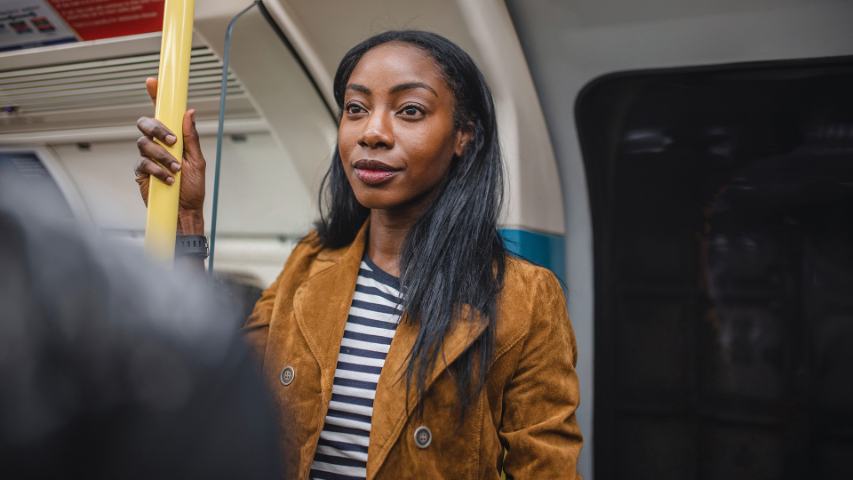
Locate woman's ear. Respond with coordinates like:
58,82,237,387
454,123,474,157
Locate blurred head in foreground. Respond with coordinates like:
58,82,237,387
0,179,281,479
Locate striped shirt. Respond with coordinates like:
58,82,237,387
309,256,402,480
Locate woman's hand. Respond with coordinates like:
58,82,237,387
134,77,206,234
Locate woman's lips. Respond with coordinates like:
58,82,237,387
354,168,398,185
352,159,400,186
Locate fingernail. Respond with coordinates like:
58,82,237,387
165,134,177,144
171,163,181,172
190,110,196,123
166,176,175,185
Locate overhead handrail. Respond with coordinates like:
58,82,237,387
208,1,260,273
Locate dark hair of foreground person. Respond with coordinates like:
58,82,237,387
0,181,282,479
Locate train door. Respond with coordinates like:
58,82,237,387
578,57,853,480
507,1,853,478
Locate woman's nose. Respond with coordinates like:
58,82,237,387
358,111,394,150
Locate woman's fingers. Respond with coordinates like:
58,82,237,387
145,77,158,105
136,135,181,174
135,115,181,173
136,116,177,146
135,157,175,185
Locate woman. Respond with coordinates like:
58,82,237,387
135,30,582,479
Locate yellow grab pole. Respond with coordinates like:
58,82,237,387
144,0,195,262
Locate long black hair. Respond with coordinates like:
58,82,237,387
315,30,506,415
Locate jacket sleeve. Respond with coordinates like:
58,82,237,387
242,266,285,363
500,270,583,479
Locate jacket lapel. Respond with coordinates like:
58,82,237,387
367,306,488,479
293,224,368,418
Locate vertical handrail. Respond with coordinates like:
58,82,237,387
145,0,195,262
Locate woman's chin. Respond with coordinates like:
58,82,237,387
352,191,400,211
350,182,441,217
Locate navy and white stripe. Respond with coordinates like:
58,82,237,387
310,256,402,480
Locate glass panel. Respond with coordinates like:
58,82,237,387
616,415,694,480
211,6,335,241
700,424,784,480
202,5,336,313
578,58,853,479
616,299,689,392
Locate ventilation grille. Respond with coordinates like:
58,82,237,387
8,152,51,179
0,46,244,117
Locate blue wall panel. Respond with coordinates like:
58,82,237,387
499,228,566,284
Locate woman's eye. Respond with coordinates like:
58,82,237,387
345,103,365,115
399,105,424,118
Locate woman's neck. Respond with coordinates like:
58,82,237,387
366,181,445,276
366,207,420,277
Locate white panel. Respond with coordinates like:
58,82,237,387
194,7,337,203
457,0,565,234
49,140,146,231
49,132,315,236
213,132,316,236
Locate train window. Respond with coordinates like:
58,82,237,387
0,150,73,217
577,57,853,480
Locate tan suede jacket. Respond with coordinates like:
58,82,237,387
243,224,583,479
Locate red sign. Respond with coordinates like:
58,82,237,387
46,0,164,41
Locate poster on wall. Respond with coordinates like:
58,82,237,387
0,0,77,52
0,0,164,53
46,0,165,41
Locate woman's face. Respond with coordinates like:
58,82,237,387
338,42,469,214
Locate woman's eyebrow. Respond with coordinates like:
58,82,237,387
390,82,438,97
345,82,438,97
347,83,371,95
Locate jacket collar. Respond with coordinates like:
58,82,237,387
292,221,488,479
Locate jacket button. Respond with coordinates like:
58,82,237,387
414,426,432,449
280,365,295,386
